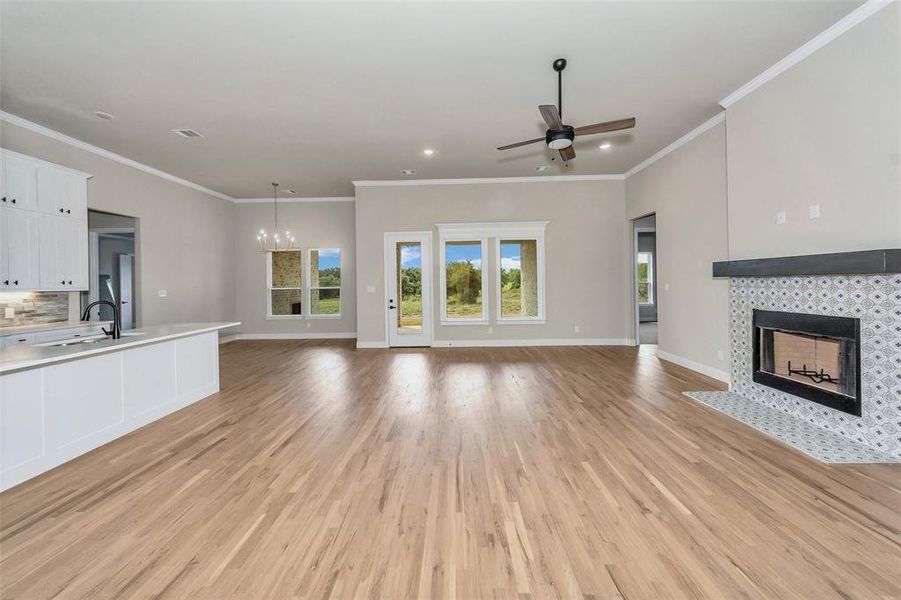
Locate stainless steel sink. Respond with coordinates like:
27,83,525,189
37,331,145,347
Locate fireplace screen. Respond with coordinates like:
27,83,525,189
753,310,861,416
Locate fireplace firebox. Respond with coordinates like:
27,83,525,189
752,309,861,416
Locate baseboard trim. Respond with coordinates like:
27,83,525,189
356,341,389,349
657,350,731,384
218,334,239,344
431,338,632,348
229,332,357,341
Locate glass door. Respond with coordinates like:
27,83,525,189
385,232,432,347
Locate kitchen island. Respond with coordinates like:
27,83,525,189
0,322,239,491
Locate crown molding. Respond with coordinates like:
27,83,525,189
353,173,625,187
719,0,893,108
624,112,725,179
0,110,235,202
234,196,355,204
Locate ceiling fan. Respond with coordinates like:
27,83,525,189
497,58,636,163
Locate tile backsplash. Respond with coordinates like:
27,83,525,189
0,292,71,329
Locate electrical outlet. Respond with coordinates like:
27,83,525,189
664,283,670,291
306,322,311,329
574,325,580,333
808,204,821,219
717,350,725,361
775,211,786,225
158,290,168,298
367,285,376,293
4,307,14,319
488,326,494,334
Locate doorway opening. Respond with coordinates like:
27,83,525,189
632,214,657,346
81,210,138,329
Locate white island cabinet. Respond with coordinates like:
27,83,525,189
0,322,238,491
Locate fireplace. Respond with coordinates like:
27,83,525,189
752,309,861,416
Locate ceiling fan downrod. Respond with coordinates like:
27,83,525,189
553,58,567,120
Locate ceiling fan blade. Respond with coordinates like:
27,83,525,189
497,137,545,151
558,146,575,162
539,105,563,130
573,117,636,136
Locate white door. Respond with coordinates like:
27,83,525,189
385,232,432,347
118,254,134,329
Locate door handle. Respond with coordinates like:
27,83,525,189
388,299,397,310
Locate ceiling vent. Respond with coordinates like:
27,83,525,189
172,128,203,138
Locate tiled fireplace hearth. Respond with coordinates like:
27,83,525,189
687,251,901,463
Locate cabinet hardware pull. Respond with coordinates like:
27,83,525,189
10,199,15,204
2,280,8,285
1,197,5,202
13,280,18,285
68,280,73,285
66,209,71,214
61,280,66,285
59,208,64,213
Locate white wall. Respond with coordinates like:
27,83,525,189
725,2,901,259
625,122,730,380
354,179,629,345
1,121,237,327
233,201,357,336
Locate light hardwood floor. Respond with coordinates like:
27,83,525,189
1,341,899,599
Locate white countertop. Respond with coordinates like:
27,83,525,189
0,320,113,336
0,322,240,375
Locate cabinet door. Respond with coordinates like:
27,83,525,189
38,216,64,289
4,208,40,289
38,216,87,290
1,153,38,211
0,209,8,288
36,166,86,218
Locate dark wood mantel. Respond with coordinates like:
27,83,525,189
713,249,901,277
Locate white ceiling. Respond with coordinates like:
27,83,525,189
1,1,860,198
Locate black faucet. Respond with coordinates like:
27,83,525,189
81,300,122,340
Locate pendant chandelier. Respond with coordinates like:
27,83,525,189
256,182,295,252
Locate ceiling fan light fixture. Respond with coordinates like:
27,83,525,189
546,126,575,150
548,138,572,150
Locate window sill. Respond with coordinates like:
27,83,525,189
307,314,342,320
266,315,304,320
440,319,489,326
495,319,546,325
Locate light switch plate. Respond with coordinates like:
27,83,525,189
775,211,786,225
367,285,376,293
808,204,821,219
4,307,14,319
158,290,168,298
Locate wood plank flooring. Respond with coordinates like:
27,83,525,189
1,341,900,599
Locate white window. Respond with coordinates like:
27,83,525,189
309,248,341,318
496,235,545,323
637,251,654,305
267,250,304,318
437,221,547,326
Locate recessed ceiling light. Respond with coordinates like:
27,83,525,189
599,142,612,150
423,148,435,156
400,169,417,176
535,165,551,172
94,111,115,120
172,128,203,138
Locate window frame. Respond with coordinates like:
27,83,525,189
266,249,305,320
495,231,546,325
307,247,343,319
637,251,654,306
436,221,548,327
438,236,489,325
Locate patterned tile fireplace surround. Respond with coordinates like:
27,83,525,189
687,263,901,463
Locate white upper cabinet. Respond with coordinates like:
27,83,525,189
1,208,40,290
0,149,90,291
36,165,88,218
1,152,38,211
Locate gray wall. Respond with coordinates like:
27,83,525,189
1,121,237,327
354,180,628,345
726,2,900,259
234,201,356,336
626,122,730,378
